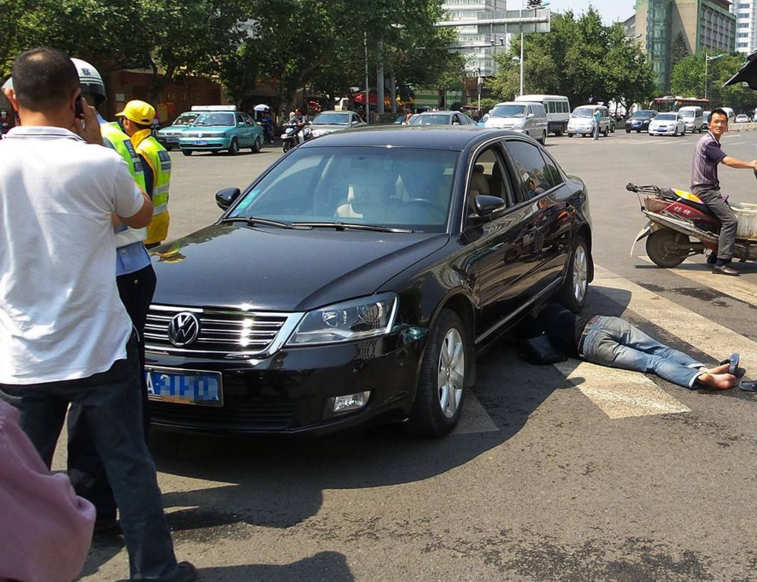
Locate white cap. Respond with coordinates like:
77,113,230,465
71,58,106,106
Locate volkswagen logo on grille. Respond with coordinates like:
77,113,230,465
167,312,200,347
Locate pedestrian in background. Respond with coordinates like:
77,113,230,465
66,60,157,535
117,99,172,249
593,107,601,140
0,47,195,582
0,108,13,135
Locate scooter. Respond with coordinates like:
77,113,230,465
281,121,312,152
627,182,757,267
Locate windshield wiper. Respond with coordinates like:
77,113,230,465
220,216,301,230
292,221,415,233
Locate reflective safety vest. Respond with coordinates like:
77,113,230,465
135,134,171,244
101,122,148,248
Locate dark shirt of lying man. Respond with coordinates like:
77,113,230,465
528,304,738,390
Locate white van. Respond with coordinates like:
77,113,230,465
720,106,735,121
567,105,611,138
515,94,570,136
484,101,549,144
678,106,704,133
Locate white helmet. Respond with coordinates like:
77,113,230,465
71,58,106,106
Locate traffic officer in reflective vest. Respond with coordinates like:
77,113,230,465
66,59,157,533
117,100,172,249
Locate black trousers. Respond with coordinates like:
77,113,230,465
67,264,157,520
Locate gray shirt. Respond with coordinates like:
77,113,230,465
691,132,727,191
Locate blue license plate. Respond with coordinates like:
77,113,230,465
166,137,178,143
194,140,207,146
146,368,222,406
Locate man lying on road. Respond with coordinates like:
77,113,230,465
526,304,740,390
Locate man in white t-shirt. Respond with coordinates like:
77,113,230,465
0,48,196,582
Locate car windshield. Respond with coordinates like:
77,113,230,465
572,108,594,118
173,113,199,126
679,110,696,118
490,104,526,118
656,114,676,121
631,111,652,119
228,146,459,232
193,113,235,127
313,113,350,125
409,115,451,125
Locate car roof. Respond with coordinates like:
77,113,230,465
299,126,510,150
315,110,351,115
416,111,456,116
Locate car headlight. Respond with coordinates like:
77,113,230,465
287,293,398,345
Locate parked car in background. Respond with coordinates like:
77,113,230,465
484,102,548,144
568,105,610,138
155,111,200,150
178,106,264,156
145,127,593,438
679,106,704,133
375,112,408,126
648,112,686,136
625,110,657,133
514,94,570,136
735,114,750,123
702,110,711,130
309,110,367,137
408,111,477,126
720,107,735,121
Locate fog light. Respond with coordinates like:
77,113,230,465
330,391,371,414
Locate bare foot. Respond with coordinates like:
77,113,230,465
697,372,737,390
705,363,731,375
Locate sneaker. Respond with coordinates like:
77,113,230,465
713,264,739,276
177,562,198,582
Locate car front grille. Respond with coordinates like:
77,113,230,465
145,305,300,358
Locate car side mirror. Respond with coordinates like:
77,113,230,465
215,187,241,210
527,113,534,119
474,195,507,217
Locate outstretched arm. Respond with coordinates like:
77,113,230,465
722,156,757,170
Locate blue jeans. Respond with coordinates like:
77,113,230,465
0,335,181,581
581,317,705,389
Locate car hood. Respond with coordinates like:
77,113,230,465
161,125,192,133
150,224,450,312
486,117,523,127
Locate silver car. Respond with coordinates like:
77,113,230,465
309,111,367,138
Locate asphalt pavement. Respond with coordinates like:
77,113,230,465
69,130,757,582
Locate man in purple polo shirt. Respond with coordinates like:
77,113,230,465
691,108,757,276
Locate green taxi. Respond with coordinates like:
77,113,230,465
178,106,264,156
155,111,200,150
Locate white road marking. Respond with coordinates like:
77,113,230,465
453,391,499,435
593,264,757,365
554,359,690,419
638,255,757,305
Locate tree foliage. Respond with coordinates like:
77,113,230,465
671,53,757,112
670,32,689,72
2,0,465,111
490,9,655,113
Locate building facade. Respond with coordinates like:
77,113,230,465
636,0,736,90
733,1,757,53
442,0,509,76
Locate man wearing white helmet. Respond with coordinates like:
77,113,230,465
65,58,161,537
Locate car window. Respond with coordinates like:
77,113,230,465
505,140,556,201
539,151,564,190
467,146,512,218
235,113,245,125
194,112,235,127
242,113,254,125
231,146,459,233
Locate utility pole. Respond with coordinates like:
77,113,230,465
364,32,370,124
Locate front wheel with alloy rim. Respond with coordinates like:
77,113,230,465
405,309,467,438
228,138,240,156
558,235,590,312
646,229,689,268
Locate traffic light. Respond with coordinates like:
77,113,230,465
526,0,543,7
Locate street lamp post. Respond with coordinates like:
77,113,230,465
476,67,482,113
704,53,724,100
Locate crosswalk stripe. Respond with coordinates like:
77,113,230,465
638,255,757,306
593,264,757,365
453,391,500,436
554,360,691,419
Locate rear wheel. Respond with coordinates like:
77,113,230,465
181,149,193,156
405,309,467,438
568,133,574,138
558,235,590,312
539,132,547,145
603,126,609,137
626,129,631,134
646,229,689,268
555,128,563,137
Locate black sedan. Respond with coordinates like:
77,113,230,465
145,127,593,438
625,110,657,133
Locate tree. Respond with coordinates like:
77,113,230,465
670,32,689,71
671,53,757,113
490,9,655,111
